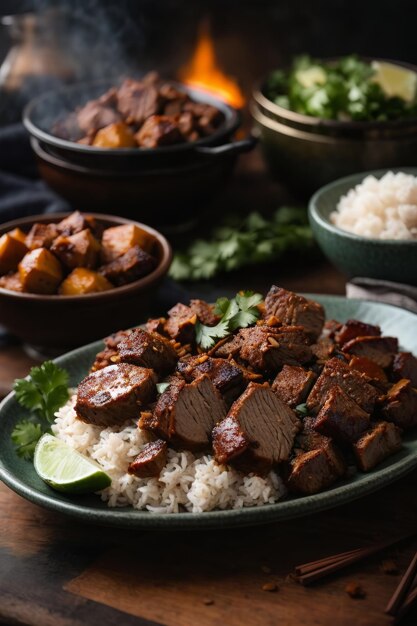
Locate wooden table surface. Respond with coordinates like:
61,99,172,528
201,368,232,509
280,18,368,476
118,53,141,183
1,150,417,626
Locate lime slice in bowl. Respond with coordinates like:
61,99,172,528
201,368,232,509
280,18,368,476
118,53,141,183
34,434,111,494
371,61,417,102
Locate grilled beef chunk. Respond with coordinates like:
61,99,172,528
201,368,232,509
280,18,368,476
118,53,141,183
164,303,197,344
51,229,101,270
75,363,156,427
117,77,162,125
272,365,316,408
212,382,300,474
128,440,168,478
307,357,377,414
296,416,331,451
348,355,388,382
56,211,101,237
135,115,183,148
264,286,325,340
118,328,177,374
177,355,244,403
189,299,219,326
146,317,167,335
287,444,346,495
76,99,121,136
335,320,381,347
392,352,417,387
353,422,402,471
140,374,227,450
342,336,398,368
311,337,335,362
99,245,156,286
313,385,370,443
25,223,58,250
381,379,417,430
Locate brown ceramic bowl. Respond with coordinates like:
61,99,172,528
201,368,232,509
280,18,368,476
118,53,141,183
0,212,172,355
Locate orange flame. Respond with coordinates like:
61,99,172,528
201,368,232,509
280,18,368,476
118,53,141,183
179,25,244,108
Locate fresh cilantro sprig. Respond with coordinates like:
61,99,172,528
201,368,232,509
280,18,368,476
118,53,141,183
169,207,314,282
11,361,70,460
196,290,263,350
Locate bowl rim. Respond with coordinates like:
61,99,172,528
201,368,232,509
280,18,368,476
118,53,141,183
23,79,241,156
309,167,417,246
0,212,172,301
253,57,417,130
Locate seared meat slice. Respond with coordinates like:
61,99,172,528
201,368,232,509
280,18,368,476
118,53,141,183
117,78,162,125
392,352,417,387
272,365,316,408
335,320,381,347
342,336,398,368
306,357,377,414
313,385,370,443
99,245,156,286
212,382,300,474
353,422,402,471
118,328,178,375
51,229,101,270
128,440,168,478
75,363,156,427
146,317,167,335
212,333,244,359
135,114,183,148
140,374,227,450
381,379,417,430
311,337,335,362
76,99,121,136
287,444,346,495
189,299,219,326
348,355,388,382
104,329,132,350
264,286,325,340
296,416,331,451
25,223,58,250
164,303,197,344
177,355,244,403
56,211,101,237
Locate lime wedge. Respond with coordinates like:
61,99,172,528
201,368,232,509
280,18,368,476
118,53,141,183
372,61,417,102
34,434,111,494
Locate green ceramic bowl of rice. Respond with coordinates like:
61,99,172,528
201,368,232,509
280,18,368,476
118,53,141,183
308,167,417,285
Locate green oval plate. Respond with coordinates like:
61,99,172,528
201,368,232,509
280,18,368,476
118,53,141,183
1,295,417,530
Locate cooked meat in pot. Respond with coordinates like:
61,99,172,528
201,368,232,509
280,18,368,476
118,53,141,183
264,286,325,340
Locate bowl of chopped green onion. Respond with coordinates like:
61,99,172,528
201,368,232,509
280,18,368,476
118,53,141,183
252,55,417,197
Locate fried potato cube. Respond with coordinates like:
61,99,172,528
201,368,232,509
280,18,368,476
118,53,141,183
25,222,58,250
8,228,27,244
0,233,28,274
101,224,154,262
0,271,23,292
18,248,63,294
51,228,101,269
92,122,136,148
59,268,113,295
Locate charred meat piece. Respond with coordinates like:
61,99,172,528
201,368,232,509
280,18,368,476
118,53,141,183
117,78,162,125
90,347,119,372
135,115,183,148
183,101,224,135
335,320,381,347
165,303,197,344
146,317,167,335
118,328,178,374
56,211,95,237
287,443,346,495
177,355,244,404
212,382,300,474
189,299,219,326
240,326,313,372
75,363,156,427
128,440,168,478
313,385,370,443
264,286,325,340
307,357,377,414
311,337,335,362
99,245,156,286
140,374,227,450
348,355,388,382
381,379,417,430
342,336,398,369
391,352,417,387
353,422,402,471
51,229,101,270
25,223,58,250
272,365,317,408
76,99,121,136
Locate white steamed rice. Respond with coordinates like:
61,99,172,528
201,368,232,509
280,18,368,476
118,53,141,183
52,396,286,514
331,171,417,240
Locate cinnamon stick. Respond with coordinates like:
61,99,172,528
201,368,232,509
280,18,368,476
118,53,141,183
385,550,417,616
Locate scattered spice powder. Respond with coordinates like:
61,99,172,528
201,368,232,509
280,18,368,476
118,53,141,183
345,582,366,599
262,582,279,592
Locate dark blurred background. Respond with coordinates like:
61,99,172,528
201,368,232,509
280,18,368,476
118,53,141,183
1,0,417,125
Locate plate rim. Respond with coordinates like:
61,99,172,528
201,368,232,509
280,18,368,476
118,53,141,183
1,294,417,529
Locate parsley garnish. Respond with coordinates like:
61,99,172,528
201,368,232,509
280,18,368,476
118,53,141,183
156,382,171,394
11,361,70,460
295,403,308,416
196,290,263,350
